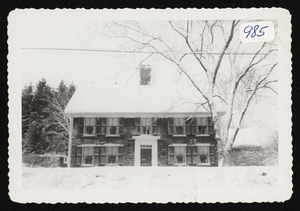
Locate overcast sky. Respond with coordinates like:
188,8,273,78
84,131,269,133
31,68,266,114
8,10,279,135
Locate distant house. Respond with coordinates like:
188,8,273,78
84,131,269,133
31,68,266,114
65,65,220,167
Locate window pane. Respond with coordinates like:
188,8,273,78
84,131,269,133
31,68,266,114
107,147,118,155
174,126,184,134
78,126,83,135
107,155,117,164
186,146,192,154
118,147,124,154
118,155,123,163
135,118,140,126
198,126,206,134
77,147,82,156
96,118,101,125
83,155,93,164
85,126,94,134
174,118,179,126
90,118,96,126
94,147,99,155
169,155,174,164
198,146,209,163
100,155,106,164
198,146,209,154
76,157,81,165
88,147,93,155
191,126,197,134
193,155,199,163
108,126,117,134
94,156,99,165
100,147,106,155
175,146,185,155
169,146,174,154
174,146,186,164
82,147,88,155
113,118,118,126
187,155,192,164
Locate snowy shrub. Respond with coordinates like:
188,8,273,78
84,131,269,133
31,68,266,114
23,153,61,167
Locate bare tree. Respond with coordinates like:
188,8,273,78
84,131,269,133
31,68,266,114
104,20,277,165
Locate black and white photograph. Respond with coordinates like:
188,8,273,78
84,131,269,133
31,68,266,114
8,8,292,203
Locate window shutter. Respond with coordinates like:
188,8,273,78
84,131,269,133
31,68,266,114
76,147,82,166
73,118,79,136
135,118,140,126
94,147,100,165
186,146,192,165
152,118,158,135
96,118,101,135
100,146,106,165
119,118,124,135
118,146,124,165
168,145,175,165
73,118,84,136
168,118,173,135
208,117,214,134
119,118,124,126
209,145,216,165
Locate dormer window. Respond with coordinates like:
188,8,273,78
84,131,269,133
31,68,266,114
140,65,151,85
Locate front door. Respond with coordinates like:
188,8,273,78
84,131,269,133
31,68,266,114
140,145,152,166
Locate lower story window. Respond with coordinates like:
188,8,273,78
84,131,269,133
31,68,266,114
83,147,94,164
76,145,123,166
100,145,124,165
168,145,186,165
197,145,210,164
169,144,213,166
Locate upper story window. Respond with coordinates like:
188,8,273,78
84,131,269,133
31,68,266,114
185,117,214,135
196,117,214,135
107,118,120,135
84,118,96,135
140,118,152,134
140,65,151,85
168,118,186,135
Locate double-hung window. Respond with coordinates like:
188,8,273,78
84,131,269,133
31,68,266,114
107,118,119,135
196,118,207,134
96,118,107,135
197,145,210,164
168,118,186,135
186,144,213,165
100,145,124,165
73,118,84,136
82,147,94,165
168,144,187,165
76,146,96,166
84,118,96,135
196,117,214,135
140,118,152,134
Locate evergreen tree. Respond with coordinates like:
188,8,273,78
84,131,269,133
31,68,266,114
22,84,34,138
24,79,53,153
22,78,76,154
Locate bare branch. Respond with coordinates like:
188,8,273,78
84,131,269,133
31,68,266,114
212,20,236,85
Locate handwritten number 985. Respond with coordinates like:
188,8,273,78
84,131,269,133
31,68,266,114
243,25,269,39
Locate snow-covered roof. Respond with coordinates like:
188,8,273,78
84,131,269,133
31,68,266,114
65,83,224,117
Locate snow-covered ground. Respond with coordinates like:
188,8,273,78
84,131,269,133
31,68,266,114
23,166,278,189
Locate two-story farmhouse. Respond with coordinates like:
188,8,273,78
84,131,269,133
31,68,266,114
65,65,220,167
